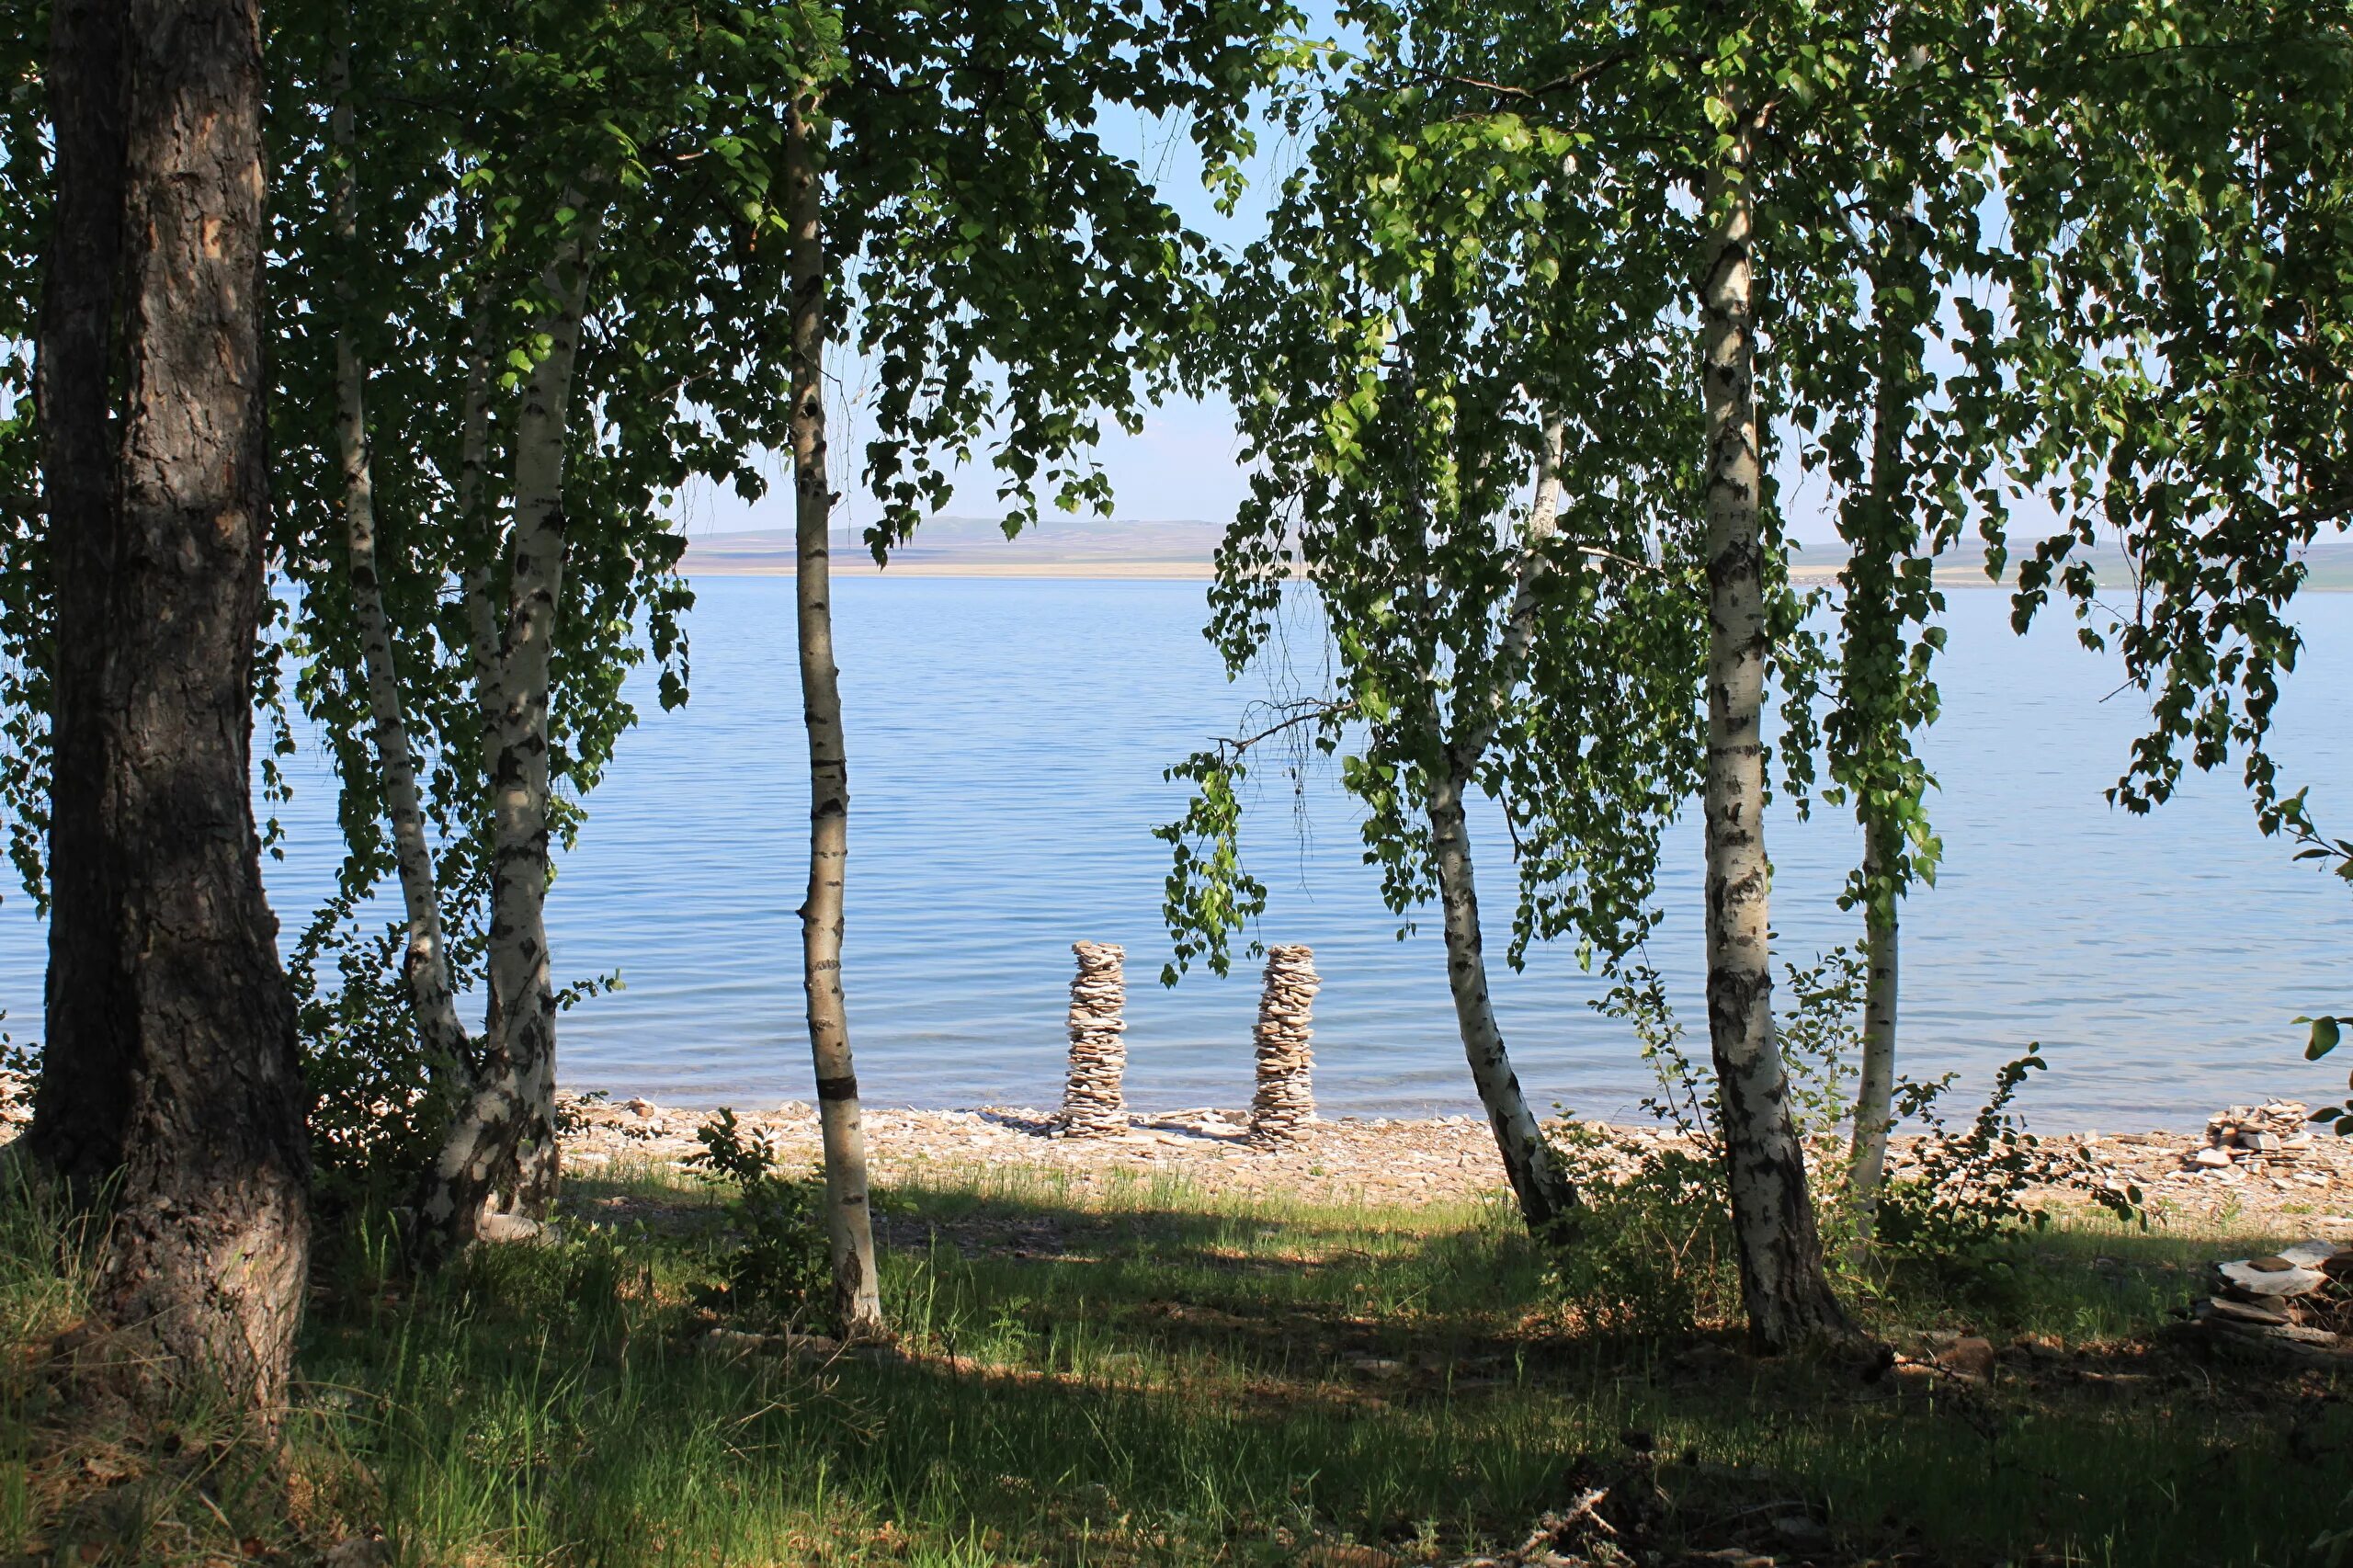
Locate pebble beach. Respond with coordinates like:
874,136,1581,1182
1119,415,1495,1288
556,1091,2353,1228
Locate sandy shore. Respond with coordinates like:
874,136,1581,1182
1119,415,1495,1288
560,1093,2353,1228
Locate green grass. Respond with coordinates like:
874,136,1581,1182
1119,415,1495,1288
6,1159,2351,1566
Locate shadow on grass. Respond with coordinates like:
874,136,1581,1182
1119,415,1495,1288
8,1165,2349,1567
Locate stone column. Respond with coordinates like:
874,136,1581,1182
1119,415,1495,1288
1249,944,1319,1142
1060,940,1128,1137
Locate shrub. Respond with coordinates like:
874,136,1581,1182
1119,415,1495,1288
1544,1121,1740,1336
685,1108,830,1329
1546,952,2143,1333
290,914,455,1210
1872,1045,2143,1275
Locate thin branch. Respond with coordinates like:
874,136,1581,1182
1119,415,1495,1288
1203,696,1357,763
1405,48,1631,104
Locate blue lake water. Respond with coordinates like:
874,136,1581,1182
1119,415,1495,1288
5,574,2350,1128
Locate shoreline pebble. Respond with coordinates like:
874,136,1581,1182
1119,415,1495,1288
554,1091,2353,1224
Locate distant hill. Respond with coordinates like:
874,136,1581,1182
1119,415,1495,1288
683,518,2353,589
679,516,1223,577
1788,539,2353,592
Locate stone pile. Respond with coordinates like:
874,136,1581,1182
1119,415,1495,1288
2172,1100,2318,1176
2178,1236,2353,1368
1059,941,1129,1138
1249,944,1320,1143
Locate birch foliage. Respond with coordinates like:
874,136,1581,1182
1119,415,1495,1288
267,0,835,1215
1984,0,2353,835
1158,14,1710,1228
773,0,1300,1333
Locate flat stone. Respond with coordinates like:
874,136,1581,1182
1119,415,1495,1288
324,1537,394,1568
2215,1258,2327,1299
2193,1148,2234,1169
2200,1296,2290,1327
2213,1320,2341,1347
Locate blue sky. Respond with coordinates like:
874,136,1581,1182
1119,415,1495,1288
687,16,1877,552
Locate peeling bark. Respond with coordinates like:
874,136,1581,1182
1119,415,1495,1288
1848,813,1899,1243
329,40,471,1083
788,97,885,1340
73,0,310,1412
1421,417,1579,1233
1699,119,1850,1352
416,203,598,1254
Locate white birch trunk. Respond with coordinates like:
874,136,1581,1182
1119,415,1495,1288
1427,770,1579,1230
459,277,502,753
328,46,469,1082
1421,417,1578,1232
1698,117,1850,1350
1848,814,1899,1243
1846,231,1921,1248
787,97,886,1339
417,205,597,1249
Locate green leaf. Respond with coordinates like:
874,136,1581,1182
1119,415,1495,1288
2305,1016,2342,1060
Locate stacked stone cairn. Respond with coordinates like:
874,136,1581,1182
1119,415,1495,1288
1248,944,1320,1144
2177,1236,2353,1369
1059,941,1128,1138
2172,1100,2316,1176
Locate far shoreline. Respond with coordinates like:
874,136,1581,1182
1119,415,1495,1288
680,559,2353,590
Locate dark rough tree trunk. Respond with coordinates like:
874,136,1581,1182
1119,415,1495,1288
787,97,884,1339
1698,114,1850,1354
51,0,312,1413
28,0,132,1189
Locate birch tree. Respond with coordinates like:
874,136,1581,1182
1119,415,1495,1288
1161,45,1708,1233
769,0,1296,1334
269,0,819,1248
1770,2,2004,1244
1173,0,1998,1346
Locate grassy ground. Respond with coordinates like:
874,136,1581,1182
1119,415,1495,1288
4,1159,2349,1567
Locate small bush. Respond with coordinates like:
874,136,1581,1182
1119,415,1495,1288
1544,1123,1740,1335
1872,1045,2143,1276
1548,953,2143,1333
291,915,455,1210
685,1108,829,1329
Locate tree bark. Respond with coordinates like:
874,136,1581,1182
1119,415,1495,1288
28,0,132,1189
787,96,885,1340
75,0,311,1413
415,206,597,1253
1845,224,1924,1248
1420,416,1578,1233
1698,113,1849,1352
329,40,471,1081
1848,812,1899,1242
1427,770,1578,1231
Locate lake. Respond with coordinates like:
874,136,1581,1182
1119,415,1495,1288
5,574,2349,1129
